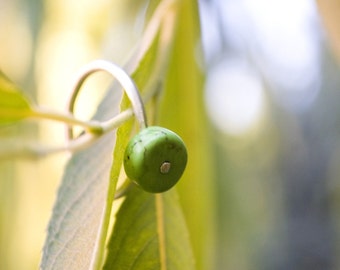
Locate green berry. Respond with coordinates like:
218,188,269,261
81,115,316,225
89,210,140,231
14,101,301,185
124,126,188,193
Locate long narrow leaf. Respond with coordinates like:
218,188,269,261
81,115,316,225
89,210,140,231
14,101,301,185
103,187,195,270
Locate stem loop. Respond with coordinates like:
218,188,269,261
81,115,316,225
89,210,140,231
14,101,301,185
67,60,148,139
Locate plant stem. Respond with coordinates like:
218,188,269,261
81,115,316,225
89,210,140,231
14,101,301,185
30,106,104,134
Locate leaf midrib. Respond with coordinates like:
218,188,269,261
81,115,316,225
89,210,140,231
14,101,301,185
156,194,167,270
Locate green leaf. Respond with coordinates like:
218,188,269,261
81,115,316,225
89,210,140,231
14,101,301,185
159,1,216,269
103,8,196,269
0,71,32,124
40,89,121,270
103,186,195,270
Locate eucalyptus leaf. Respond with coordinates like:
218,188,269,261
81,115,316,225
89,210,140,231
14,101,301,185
0,71,33,124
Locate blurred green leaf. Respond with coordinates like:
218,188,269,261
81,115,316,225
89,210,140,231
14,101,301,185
0,71,32,125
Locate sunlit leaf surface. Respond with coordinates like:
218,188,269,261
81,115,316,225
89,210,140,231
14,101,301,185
40,89,120,270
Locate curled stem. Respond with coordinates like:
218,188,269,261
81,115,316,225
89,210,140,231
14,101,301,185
67,60,147,140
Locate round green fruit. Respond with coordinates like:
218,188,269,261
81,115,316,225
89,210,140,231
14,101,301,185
123,126,188,193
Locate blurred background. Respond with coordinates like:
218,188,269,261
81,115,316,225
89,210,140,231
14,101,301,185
200,0,340,269
0,0,340,269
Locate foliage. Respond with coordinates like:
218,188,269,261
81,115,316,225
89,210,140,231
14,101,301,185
0,0,214,269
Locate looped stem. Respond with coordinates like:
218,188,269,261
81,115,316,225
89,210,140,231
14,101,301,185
67,60,148,139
